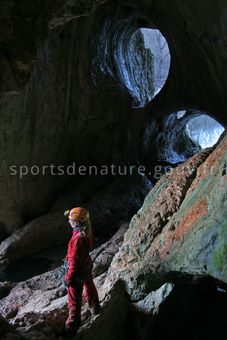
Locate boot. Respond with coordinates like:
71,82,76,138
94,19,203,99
64,319,79,337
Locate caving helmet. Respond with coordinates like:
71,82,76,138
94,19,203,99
64,207,89,222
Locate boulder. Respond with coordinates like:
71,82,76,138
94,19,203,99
103,133,227,300
91,223,129,277
134,282,174,315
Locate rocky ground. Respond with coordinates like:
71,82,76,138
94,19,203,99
0,223,129,339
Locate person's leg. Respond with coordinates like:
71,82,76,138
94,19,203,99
65,281,83,332
84,275,100,313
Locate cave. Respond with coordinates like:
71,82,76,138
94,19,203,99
0,0,226,339
142,110,225,183
91,21,170,107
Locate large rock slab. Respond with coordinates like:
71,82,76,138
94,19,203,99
0,212,68,269
104,133,227,300
91,223,129,277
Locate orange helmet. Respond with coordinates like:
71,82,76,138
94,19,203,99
65,207,89,222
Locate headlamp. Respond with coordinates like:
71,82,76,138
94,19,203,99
64,210,70,218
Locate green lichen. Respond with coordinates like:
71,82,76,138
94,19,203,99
139,242,147,254
213,223,227,274
214,247,227,271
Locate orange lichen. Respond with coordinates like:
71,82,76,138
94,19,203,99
173,197,208,241
151,198,208,266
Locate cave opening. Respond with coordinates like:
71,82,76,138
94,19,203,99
91,16,225,186
185,113,225,150
140,28,170,99
91,18,170,108
142,111,225,184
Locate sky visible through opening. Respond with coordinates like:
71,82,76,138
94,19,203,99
186,114,225,149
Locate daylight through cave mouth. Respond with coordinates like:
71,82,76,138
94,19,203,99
162,111,224,163
185,114,225,150
142,111,225,183
91,18,170,107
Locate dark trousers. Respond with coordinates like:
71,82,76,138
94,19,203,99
65,275,99,330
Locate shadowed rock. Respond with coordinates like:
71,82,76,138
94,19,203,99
0,174,151,267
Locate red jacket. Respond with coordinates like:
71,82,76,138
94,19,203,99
65,229,94,283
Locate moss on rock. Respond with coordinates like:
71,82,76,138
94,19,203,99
213,223,227,281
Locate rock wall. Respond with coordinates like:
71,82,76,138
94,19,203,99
0,4,150,236
0,0,67,92
141,28,171,97
104,132,227,300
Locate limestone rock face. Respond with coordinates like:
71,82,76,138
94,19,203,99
91,223,128,277
142,112,202,167
104,133,227,300
134,282,174,315
91,18,155,107
0,0,67,92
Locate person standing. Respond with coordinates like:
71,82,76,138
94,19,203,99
64,207,100,335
